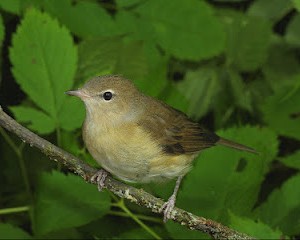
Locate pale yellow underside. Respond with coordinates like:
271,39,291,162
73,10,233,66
83,120,195,183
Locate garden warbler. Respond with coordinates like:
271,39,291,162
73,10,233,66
66,75,257,222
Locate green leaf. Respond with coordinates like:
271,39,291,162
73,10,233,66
114,41,148,82
279,150,300,170
114,10,138,36
0,223,32,239
116,0,143,8
162,84,189,114
176,127,277,221
262,40,300,92
10,106,55,134
40,228,82,239
135,0,225,60
228,212,283,239
225,69,252,111
0,14,4,45
0,0,42,14
166,221,209,239
0,0,21,14
58,97,85,131
254,174,300,235
139,43,168,97
77,37,167,96
34,171,110,235
293,0,300,12
177,67,219,119
77,37,120,83
115,228,154,239
77,37,149,82
261,87,300,140
213,0,249,2
10,8,77,117
81,217,133,239
10,8,79,133
247,0,293,22
0,13,4,86
60,131,98,167
285,14,300,46
43,0,120,38
223,12,272,71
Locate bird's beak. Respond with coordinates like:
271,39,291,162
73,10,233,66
65,89,90,99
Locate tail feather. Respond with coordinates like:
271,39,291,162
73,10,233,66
217,138,258,154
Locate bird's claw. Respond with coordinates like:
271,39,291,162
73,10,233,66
160,195,176,222
91,169,108,191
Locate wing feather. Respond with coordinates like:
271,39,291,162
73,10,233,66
137,101,219,155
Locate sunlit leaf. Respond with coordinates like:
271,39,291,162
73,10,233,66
134,0,226,60
10,9,81,133
43,0,120,38
58,97,85,131
10,106,55,134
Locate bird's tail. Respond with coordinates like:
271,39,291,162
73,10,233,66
217,138,258,154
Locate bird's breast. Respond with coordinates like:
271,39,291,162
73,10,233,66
83,120,195,183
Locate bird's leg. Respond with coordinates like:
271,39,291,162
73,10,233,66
91,169,108,191
160,175,183,222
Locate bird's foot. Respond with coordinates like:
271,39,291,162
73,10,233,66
160,194,176,222
91,169,108,191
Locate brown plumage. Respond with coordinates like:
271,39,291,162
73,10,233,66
137,100,220,155
66,75,257,222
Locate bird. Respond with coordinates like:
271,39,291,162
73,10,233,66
66,75,257,222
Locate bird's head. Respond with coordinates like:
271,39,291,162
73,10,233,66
66,75,143,125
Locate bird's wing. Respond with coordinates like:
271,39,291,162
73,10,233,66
137,103,220,155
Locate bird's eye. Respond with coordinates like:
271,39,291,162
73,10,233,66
102,91,113,101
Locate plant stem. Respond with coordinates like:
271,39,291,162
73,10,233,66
0,127,20,157
0,206,30,215
108,191,119,202
0,127,31,196
0,127,34,225
17,151,31,198
116,199,161,240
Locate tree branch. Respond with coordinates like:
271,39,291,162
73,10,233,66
0,105,255,240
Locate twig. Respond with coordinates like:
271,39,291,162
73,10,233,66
0,105,255,240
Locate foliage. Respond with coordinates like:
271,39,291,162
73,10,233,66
0,0,300,239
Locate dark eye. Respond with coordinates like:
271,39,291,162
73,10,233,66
103,91,113,101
